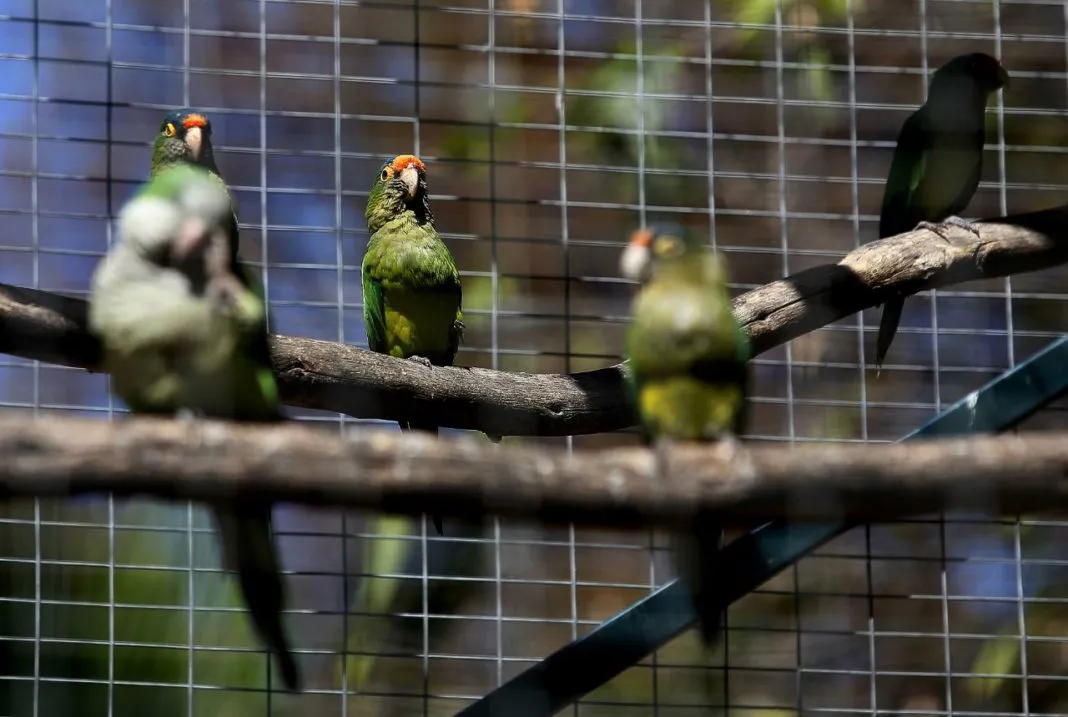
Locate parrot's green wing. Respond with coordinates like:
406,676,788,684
210,169,242,267
878,110,932,238
880,95,987,239
234,263,280,416
361,261,388,355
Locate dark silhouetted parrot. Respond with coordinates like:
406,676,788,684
89,164,300,691
620,226,750,647
874,52,1008,368
362,154,465,537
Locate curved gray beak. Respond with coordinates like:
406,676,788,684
400,165,420,200
996,64,1010,90
184,126,204,161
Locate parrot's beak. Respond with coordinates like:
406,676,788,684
995,64,1010,91
621,229,654,283
184,126,204,161
399,165,420,200
172,217,209,263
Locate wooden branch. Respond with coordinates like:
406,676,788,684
0,416,1065,524
2,204,1067,436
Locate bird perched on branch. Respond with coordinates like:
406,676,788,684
152,108,242,271
874,52,1009,369
620,226,750,648
89,164,300,691
361,154,466,537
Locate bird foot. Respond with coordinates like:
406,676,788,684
714,431,739,445
917,215,981,242
407,355,434,369
652,437,674,481
175,407,201,425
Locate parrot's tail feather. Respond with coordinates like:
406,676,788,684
214,504,302,691
273,640,301,692
400,421,446,536
690,521,726,649
875,297,905,370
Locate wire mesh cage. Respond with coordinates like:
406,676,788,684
1,0,1067,715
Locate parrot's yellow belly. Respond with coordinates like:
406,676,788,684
382,289,459,362
638,377,743,440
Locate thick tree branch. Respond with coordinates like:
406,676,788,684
1,204,1066,435
0,416,1064,524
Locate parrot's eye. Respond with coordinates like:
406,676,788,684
163,123,177,138
380,168,390,181
653,236,684,258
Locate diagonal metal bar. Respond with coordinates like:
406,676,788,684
457,333,1068,717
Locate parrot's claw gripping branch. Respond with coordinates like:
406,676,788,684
0,416,1068,525
406,355,435,369
918,215,983,243
0,202,1067,436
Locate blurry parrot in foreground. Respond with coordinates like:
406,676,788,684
361,153,467,537
874,52,1008,369
620,226,750,648
89,164,300,691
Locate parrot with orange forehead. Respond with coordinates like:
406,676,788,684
620,225,750,649
152,109,242,270
362,154,465,536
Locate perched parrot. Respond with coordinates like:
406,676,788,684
874,52,1008,369
88,164,300,691
620,226,750,647
362,153,465,537
152,108,241,270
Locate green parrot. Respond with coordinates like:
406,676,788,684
874,52,1008,369
620,226,750,647
361,153,464,537
88,164,300,691
152,108,241,270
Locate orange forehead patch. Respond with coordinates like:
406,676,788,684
182,113,208,129
390,154,425,173
629,228,655,247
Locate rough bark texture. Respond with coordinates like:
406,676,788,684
0,416,1064,525
2,204,1067,435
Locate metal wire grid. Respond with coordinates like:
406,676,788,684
0,0,1067,715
